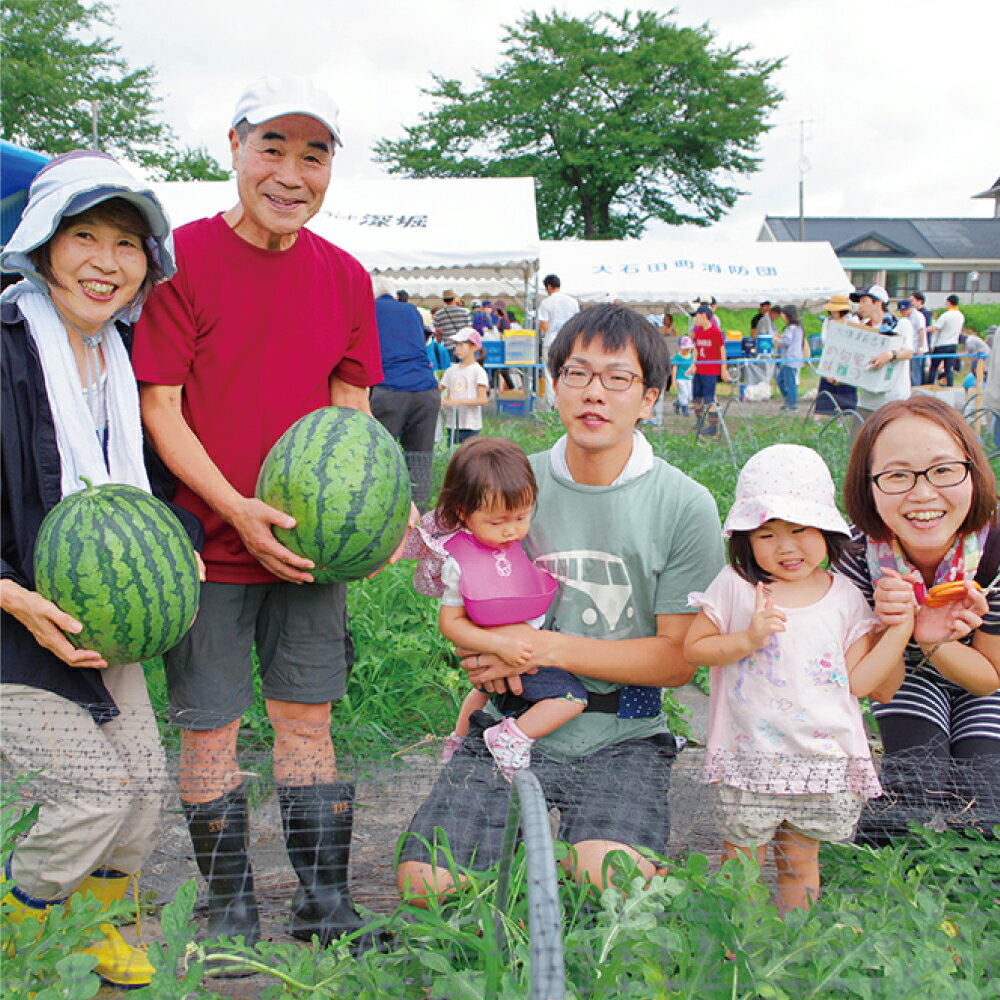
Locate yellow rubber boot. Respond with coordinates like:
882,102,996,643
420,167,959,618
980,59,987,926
2,859,64,956
72,869,155,989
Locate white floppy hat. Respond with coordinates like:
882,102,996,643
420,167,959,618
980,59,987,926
0,150,176,290
723,444,850,538
231,74,343,148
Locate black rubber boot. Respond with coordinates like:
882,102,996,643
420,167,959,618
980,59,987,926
278,782,387,953
183,783,261,964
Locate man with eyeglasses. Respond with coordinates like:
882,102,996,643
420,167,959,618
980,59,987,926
398,303,724,901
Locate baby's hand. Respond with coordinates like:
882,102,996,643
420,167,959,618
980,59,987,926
747,583,786,648
496,638,534,668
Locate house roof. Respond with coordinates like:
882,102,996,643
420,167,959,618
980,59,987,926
972,176,1000,199
763,217,1000,260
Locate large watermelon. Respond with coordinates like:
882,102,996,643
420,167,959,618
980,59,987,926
33,478,201,667
255,407,412,583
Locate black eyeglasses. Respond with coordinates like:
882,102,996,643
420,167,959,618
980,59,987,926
558,365,644,392
870,461,972,495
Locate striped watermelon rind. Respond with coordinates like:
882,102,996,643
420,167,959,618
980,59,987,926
255,407,412,584
33,478,201,666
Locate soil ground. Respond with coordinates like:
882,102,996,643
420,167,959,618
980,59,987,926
100,686,717,997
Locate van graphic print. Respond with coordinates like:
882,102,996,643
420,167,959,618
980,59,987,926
535,550,636,636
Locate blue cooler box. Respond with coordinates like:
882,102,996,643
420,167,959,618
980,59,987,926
495,395,535,416
483,340,505,365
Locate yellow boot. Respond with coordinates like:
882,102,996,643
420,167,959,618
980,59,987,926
1,873,64,954
72,868,155,989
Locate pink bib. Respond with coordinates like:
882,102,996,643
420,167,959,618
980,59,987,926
444,532,558,627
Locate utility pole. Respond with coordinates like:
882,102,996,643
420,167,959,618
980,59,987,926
90,100,99,150
797,119,809,241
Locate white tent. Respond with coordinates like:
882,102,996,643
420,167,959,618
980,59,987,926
150,177,540,298
538,239,851,310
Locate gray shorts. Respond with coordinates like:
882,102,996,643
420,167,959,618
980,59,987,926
398,711,679,870
163,580,353,730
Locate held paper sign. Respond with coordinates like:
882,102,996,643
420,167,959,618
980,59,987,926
816,320,899,393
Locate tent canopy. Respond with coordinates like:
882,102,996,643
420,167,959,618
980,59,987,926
1,140,49,245
539,239,851,309
150,176,540,292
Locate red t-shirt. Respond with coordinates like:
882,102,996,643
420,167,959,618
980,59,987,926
134,214,382,583
694,324,725,377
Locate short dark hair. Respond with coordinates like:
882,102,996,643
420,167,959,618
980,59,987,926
844,396,998,542
543,274,561,290
435,437,538,532
28,196,163,300
546,304,670,391
729,528,855,585
396,290,409,302
759,301,771,308
911,291,926,304
946,294,960,306
232,118,253,144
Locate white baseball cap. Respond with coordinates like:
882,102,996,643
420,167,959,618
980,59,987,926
849,283,889,304
231,74,343,148
723,444,850,538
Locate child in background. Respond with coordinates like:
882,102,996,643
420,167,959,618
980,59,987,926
404,437,588,778
671,335,696,416
439,327,489,446
684,445,911,913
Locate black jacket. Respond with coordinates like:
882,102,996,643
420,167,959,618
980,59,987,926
1,297,203,722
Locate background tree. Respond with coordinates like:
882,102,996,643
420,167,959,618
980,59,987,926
1,0,227,179
374,9,783,239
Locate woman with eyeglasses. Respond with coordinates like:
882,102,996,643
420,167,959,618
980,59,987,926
838,396,1000,845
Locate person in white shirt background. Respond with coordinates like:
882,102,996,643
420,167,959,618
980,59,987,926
925,294,965,386
537,273,580,407
897,299,927,388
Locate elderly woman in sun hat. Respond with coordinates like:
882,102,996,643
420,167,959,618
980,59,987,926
814,292,858,419
0,150,203,989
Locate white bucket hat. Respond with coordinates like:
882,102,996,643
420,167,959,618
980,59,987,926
0,150,176,294
723,444,850,538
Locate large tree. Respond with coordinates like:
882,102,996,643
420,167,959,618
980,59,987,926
374,9,783,239
1,0,226,180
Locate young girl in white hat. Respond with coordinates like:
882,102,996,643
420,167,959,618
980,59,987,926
684,444,912,913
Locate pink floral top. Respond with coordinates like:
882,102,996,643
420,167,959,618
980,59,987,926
689,567,882,798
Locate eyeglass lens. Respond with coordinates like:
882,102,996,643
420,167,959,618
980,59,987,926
873,462,970,494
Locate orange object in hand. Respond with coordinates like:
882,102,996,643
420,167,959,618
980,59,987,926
924,580,982,608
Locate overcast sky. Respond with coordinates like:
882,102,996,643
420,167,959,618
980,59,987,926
113,0,999,239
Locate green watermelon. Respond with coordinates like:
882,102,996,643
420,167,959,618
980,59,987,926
33,478,201,667
255,407,412,583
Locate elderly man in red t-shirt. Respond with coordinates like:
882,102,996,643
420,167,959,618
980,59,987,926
135,75,387,958
690,304,729,436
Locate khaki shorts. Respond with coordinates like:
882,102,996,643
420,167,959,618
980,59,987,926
712,783,865,847
163,580,353,730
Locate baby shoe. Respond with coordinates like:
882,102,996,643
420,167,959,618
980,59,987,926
441,731,464,763
483,717,535,781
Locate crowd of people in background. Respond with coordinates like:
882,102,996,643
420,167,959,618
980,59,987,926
376,279,994,472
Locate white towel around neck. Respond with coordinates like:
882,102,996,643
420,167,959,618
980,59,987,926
6,283,150,497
